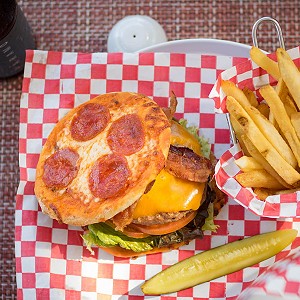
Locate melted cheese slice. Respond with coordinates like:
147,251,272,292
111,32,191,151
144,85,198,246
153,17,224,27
170,120,202,155
133,169,205,218
133,120,205,219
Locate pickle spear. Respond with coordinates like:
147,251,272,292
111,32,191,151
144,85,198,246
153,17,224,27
141,229,297,295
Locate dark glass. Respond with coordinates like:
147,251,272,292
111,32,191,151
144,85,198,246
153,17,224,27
0,0,35,78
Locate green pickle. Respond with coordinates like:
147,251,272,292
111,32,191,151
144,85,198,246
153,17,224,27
141,229,297,295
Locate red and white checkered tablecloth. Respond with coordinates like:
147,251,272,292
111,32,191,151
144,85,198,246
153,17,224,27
15,50,300,300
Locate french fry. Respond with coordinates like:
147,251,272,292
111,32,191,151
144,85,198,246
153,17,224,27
250,46,280,80
254,186,300,201
224,82,295,167
291,112,300,140
221,80,251,109
226,96,300,186
229,115,251,156
253,188,275,201
236,169,286,190
277,48,300,110
275,188,300,195
268,110,280,131
235,156,263,172
275,78,298,117
246,105,297,168
276,78,289,102
242,87,258,107
241,134,292,189
282,94,298,117
276,78,298,116
256,102,270,118
260,85,300,167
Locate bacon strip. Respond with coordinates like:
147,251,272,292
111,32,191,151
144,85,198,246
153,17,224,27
162,91,178,121
165,145,213,182
111,202,137,230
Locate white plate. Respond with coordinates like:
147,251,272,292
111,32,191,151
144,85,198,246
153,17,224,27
139,38,251,57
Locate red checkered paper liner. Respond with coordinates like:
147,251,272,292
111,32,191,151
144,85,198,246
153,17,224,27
209,46,300,218
237,250,300,299
15,49,300,300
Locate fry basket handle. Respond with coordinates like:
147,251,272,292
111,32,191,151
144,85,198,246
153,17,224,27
227,17,285,146
252,16,285,50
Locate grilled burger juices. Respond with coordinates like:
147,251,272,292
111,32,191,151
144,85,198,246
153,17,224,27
35,92,225,258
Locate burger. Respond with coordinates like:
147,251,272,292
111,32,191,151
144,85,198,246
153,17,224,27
35,92,225,258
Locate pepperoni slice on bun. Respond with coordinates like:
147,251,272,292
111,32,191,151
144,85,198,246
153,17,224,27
70,103,110,142
43,148,79,188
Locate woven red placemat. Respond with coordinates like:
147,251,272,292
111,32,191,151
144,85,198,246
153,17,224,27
1,0,300,299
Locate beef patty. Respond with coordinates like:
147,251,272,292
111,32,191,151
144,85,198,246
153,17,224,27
132,210,193,226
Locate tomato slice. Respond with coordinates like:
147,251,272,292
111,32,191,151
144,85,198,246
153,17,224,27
141,229,297,295
121,225,150,238
105,221,150,239
130,211,197,236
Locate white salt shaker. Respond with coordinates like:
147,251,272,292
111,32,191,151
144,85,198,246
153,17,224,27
107,15,167,52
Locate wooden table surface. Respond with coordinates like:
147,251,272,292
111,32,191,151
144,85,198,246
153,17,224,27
1,0,299,298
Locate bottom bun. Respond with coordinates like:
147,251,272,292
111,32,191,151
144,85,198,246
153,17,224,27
100,241,189,258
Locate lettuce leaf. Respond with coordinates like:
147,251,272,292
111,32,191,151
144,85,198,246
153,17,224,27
82,231,102,255
83,222,204,254
179,118,211,159
202,202,219,232
82,222,155,252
